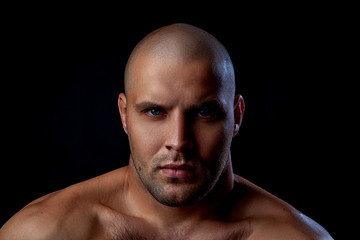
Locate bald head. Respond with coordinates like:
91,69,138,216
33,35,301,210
124,23,235,96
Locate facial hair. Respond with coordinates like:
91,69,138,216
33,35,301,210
131,151,228,207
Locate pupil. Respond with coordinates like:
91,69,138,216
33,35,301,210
150,109,160,115
199,110,210,116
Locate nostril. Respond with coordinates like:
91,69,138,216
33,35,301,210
165,140,194,153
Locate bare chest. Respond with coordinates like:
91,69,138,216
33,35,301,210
98,214,251,240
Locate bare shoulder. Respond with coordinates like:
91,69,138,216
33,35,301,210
0,167,129,240
229,175,333,240
0,196,60,240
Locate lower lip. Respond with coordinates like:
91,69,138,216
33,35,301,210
161,168,193,179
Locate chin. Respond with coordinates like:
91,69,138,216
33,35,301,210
150,182,211,207
154,195,200,207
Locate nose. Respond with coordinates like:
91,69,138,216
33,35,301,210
165,111,194,152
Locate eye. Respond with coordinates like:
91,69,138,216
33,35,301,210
147,108,162,116
197,109,212,117
195,106,226,121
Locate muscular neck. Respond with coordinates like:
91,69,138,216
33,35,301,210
125,155,234,228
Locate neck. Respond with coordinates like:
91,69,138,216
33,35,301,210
125,155,234,227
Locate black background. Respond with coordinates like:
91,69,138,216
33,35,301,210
1,3,353,239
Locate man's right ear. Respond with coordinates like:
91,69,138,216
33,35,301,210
118,93,128,134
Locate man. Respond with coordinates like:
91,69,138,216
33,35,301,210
0,23,333,239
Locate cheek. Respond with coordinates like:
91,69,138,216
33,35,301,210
195,121,233,160
127,116,164,157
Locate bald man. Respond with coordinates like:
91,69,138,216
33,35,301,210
0,23,333,239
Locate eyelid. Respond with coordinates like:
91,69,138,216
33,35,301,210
197,103,226,116
135,101,169,113
195,108,224,121
142,107,167,119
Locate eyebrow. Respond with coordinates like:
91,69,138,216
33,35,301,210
196,99,226,111
134,102,166,112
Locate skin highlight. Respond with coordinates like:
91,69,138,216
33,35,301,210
124,23,236,98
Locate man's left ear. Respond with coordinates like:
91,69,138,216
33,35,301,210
233,94,245,137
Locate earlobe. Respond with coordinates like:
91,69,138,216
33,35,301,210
118,93,128,134
233,94,245,137
233,124,240,137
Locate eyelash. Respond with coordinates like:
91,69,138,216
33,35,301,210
142,108,166,119
146,108,165,117
197,109,225,121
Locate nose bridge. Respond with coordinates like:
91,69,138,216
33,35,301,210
165,110,193,151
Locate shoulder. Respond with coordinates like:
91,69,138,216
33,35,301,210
0,167,129,240
0,191,68,240
247,211,333,240
229,175,333,240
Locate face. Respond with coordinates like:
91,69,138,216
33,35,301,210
119,56,242,207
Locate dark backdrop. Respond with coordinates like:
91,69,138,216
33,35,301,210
2,4,349,238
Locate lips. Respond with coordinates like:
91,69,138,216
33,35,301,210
159,164,195,179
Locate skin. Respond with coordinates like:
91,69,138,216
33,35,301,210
0,23,333,239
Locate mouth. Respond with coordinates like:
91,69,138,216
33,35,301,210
159,164,196,179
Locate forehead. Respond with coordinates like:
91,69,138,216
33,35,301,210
127,56,230,107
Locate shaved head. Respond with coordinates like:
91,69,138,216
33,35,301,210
124,23,235,97
118,23,244,208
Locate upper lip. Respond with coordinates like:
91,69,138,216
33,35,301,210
160,164,195,171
